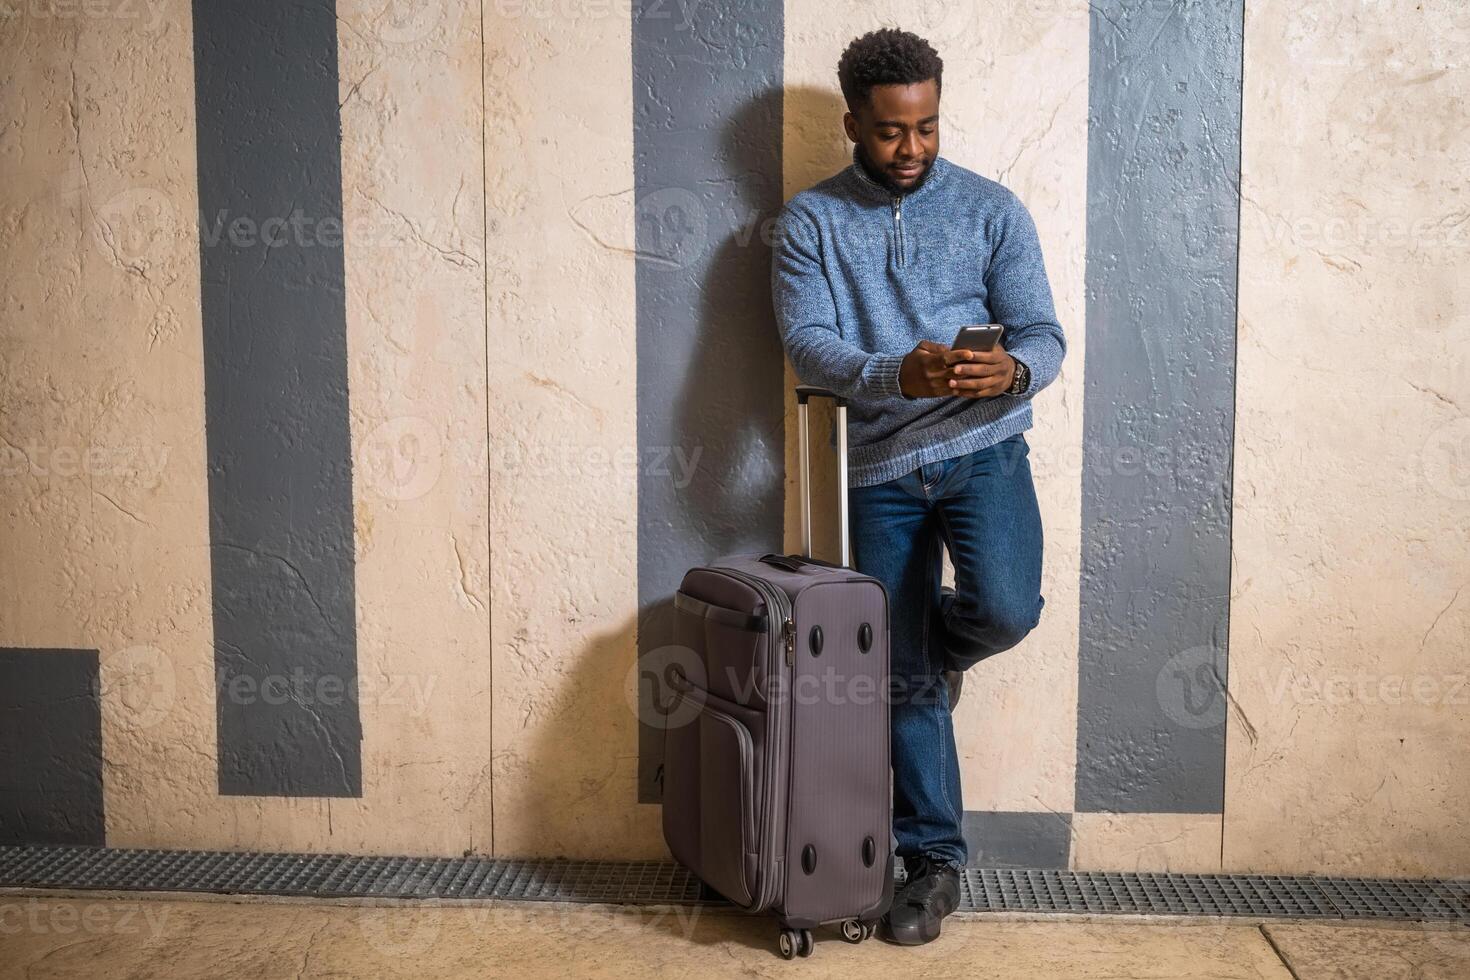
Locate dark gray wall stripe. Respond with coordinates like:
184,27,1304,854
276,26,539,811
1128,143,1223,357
1076,1,1244,812
963,810,1072,870
0,649,104,845
633,0,786,802
193,1,361,797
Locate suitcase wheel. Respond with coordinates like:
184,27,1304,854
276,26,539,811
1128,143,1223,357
778,927,814,959
840,918,873,943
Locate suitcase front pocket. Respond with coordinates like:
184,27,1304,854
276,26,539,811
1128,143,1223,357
674,587,770,708
668,688,760,908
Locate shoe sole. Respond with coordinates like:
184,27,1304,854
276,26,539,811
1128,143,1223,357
879,895,959,946
879,918,943,946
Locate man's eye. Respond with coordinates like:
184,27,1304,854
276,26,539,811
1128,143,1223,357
880,131,900,140
920,128,936,137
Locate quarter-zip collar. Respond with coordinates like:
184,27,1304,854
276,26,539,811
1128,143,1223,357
844,143,951,204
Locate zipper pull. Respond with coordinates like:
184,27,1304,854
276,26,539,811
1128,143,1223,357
783,618,796,666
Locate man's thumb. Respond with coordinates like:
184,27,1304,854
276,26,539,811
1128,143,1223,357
917,340,945,354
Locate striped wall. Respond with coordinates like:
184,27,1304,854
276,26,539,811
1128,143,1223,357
0,0,493,855
0,0,1466,877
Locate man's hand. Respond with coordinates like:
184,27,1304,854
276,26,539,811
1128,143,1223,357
944,346,1016,399
898,340,957,398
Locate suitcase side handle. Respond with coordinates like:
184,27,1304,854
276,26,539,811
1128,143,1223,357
674,590,770,634
795,387,850,566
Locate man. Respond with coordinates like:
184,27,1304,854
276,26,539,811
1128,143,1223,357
771,28,1065,946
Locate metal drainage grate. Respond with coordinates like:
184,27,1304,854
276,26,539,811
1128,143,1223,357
1,845,1467,923
0,847,707,905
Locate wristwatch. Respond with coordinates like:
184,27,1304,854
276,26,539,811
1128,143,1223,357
1006,357,1031,396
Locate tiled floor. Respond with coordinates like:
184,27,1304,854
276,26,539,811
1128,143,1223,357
1,893,1467,978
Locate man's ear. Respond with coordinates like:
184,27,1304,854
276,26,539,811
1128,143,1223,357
842,111,858,143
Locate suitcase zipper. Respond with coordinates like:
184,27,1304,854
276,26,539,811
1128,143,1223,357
710,565,793,913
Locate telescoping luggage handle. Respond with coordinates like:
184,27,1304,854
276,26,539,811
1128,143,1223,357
794,384,850,567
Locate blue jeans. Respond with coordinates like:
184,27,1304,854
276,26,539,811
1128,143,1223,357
848,434,1045,867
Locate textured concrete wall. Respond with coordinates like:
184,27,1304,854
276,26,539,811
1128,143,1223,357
1077,0,1243,817
1,0,1466,876
1223,0,1470,876
195,0,363,800
0,1,492,855
484,2,661,859
0,2,219,847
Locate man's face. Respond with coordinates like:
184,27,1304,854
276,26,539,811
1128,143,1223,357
844,79,940,194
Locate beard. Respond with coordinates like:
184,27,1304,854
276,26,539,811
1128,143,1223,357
854,142,934,197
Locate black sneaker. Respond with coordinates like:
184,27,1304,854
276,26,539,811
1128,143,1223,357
880,855,962,946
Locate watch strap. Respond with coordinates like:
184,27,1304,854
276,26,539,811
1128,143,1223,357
1007,357,1031,395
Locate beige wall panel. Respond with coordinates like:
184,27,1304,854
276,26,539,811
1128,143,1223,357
329,0,494,853
484,7,661,858
0,2,491,854
0,4,221,847
1071,813,1224,873
782,2,1088,815
1225,0,1470,876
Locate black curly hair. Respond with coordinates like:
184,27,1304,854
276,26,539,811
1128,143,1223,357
837,28,944,113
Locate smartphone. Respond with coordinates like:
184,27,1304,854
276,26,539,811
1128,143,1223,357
952,324,1004,352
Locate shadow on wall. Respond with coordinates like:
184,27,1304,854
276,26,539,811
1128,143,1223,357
673,84,789,565
516,613,666,859
632,82,796,807
510,83,868,856
515,86,801,852
781,85,854,561
633,83,862,818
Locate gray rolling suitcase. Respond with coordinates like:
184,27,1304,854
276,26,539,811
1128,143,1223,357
661,385,893,959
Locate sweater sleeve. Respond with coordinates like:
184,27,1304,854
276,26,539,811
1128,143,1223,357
771,206,906,401
986,194,1067,398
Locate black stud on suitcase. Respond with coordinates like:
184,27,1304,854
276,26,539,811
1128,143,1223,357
661,385,893,959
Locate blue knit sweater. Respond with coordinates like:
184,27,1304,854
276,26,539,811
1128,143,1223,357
772,149,1067,487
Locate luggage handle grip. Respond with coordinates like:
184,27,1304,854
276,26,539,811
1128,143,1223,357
674,590,770,634
758,553,839,573
794,384,847,408
795,386,850,566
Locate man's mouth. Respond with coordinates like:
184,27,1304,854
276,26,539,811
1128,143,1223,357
892,162,925,178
